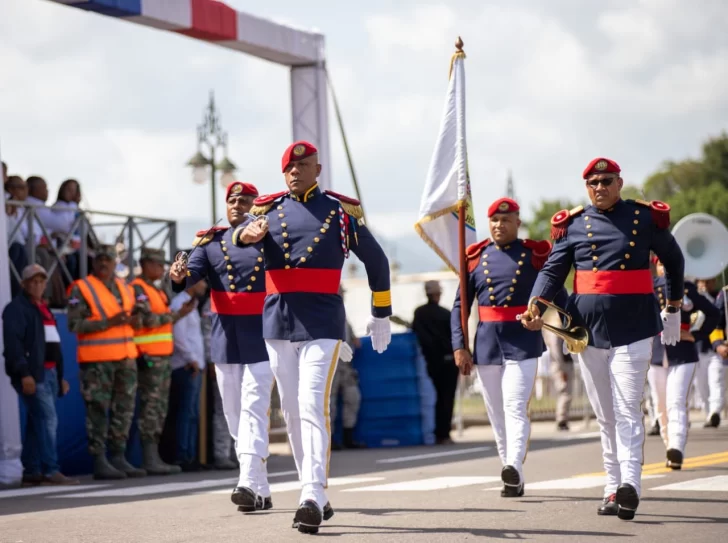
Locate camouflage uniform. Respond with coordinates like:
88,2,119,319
330,320,363,448
68,280,138,456
131,275,179,446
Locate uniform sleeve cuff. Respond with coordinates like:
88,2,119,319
372,306,392,318
372,290,391,308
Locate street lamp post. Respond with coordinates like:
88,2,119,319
187,90,237,224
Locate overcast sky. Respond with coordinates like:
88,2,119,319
1,0,727,270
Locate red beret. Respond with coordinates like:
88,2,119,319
226,182,258,200
583,157,621,179
282,140,318,172
488,197,520,218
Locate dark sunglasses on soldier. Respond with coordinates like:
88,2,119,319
586,177,615,188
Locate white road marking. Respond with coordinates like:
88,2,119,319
0,484,111,499
652,475,728,492
554,431,602,441
343,476,500,492
267,470,299,478
57,478,239,498
207,476,387,495
483,474,665,491
376,446,492,464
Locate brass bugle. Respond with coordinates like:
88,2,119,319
526,296,589,354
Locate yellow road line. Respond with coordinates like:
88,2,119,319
574,451,728,478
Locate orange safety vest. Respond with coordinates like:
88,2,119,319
131,278,174,357
73,275,139,363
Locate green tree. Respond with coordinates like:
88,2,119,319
620,185,645,200
526,199,583,241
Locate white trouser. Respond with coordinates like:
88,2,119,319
266,338,341,510
577,337,651,498
215,362,275,497
647,363,697,454
696,351,725,417
476,358,538,483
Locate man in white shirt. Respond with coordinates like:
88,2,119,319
169,279,208,470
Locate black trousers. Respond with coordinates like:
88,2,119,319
427,360,460,441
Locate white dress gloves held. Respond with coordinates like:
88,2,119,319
366,316,392,354
339,342,353,362
660,308,680,346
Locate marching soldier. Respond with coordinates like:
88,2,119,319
169,181,274,512
233,140,392,534
131,247,196,475
521,157,685,520
707,285,728,426
67,244,145,480
696,278,726,427
452,197,562,498
648,257,719,469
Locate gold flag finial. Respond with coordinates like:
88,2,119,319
455,36,464,52
449,36,466,78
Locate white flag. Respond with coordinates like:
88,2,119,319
414,48,476,273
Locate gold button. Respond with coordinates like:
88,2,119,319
584,216,590,220
487,278,492,283
509,287,515,292
593,267,598,272
260,248,264,253
482,262,487,267
283,243,289,248
505,245,511,250
483,253,488,258
254,266,260,272
257,257,263,262
484,270,490,274
503,304,509,308
593,256,598,261
591,244,596,250
629,241,635,247
230,284,236,290
518,261,523,266
277,205,283,210
227,265,232,270
625,254,630,259
516,270,521,275
228,274,234,280
633,220,639,225
220,240,226,244
588,233,593,238
314,237,320,243
281,222,287,228
326,218,331,224
620,264,626,270
307,247,313,252
300,257,307,263
285,253,290,259
285,265,291,269
247,285,252,291
282,232,288,238
488,287,494,291
632,230,637,235
320,228,326,233
224,255,230,261
506,296,512,301
330,210,336,215
512,279,517,284
222,246,228,252
250,276,256,281
635,210,640,215
586,224,591,229
521,253,526,258
279,213,284,218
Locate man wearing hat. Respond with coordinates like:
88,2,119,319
68,244,146,480
451,197,557,498
412,279,457,445
130,247,196,475
231,141,392,534
521,157,685,520
169,181,275,513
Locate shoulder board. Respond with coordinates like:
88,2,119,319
465,239,491,272
250,191,288,215
636,199,671,229
192,226,227,247
324,190,363,220
521,239,552,269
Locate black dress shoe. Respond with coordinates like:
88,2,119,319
615,483,639,520
708,413,721,428
500,465,524,497
239,495,272,512
230,486,257,511
292,501,334,529
597,493,618,516
557,421,569,431
294,500,323,534
666,448,683,470
648,421,660,436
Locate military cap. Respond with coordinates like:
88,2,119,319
226,181,259,200
139,246,166,264
94,244,117,260
281,140,318,172
583,157,621,179
488,197,520,218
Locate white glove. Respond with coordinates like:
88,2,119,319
366,316,391,354
339,342,353,362
660,307,680,346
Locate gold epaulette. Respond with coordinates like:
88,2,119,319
340,201,364,221
249,203,273,216
192,233,214,247
569,205,585,216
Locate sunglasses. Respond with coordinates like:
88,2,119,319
586,177,616,188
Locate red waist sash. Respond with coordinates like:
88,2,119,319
680,323,689,331
478,306,527,322
265,268,341,295
210,291,265,316
573,270,653,295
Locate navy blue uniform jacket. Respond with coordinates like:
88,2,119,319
530,199,684,349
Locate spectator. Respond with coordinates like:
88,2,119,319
544,329,574,431
2,264,79,486
2,160,7,184
4,175,29,297
412,280,458,445
169,279,208,471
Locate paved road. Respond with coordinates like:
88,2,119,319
1,417,727,542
